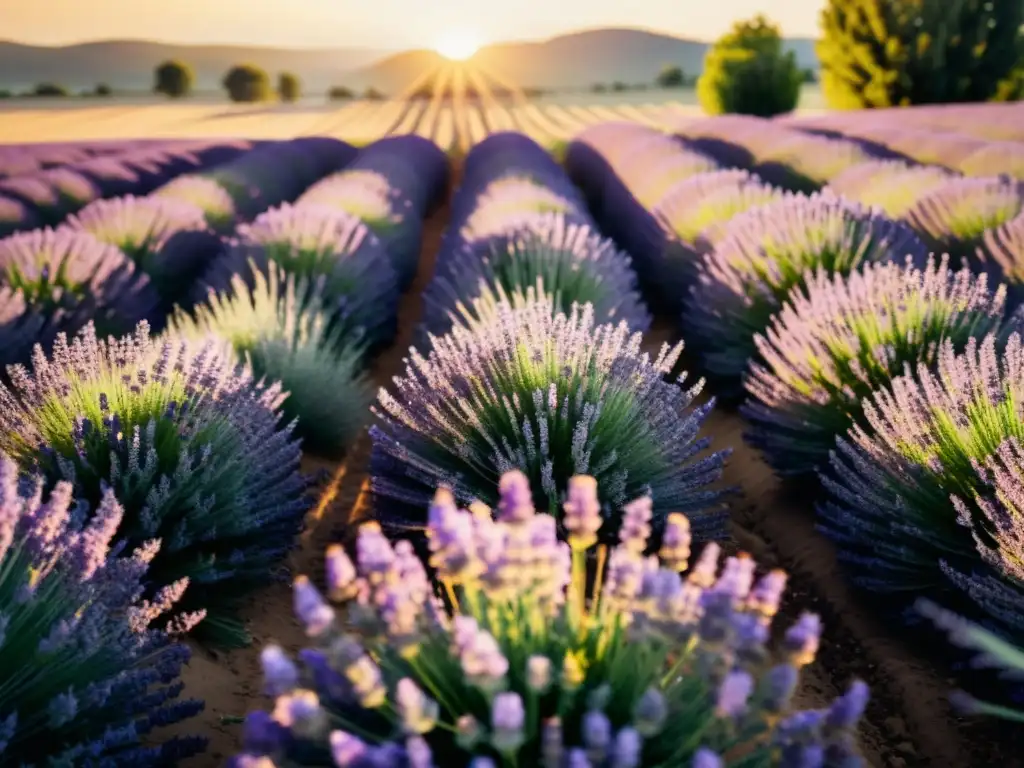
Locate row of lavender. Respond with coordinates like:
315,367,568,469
0,136,449,765
565,120,1024,718
231,132,871,767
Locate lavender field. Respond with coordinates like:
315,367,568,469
2,101,1024,768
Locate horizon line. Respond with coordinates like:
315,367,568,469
0,24,817,52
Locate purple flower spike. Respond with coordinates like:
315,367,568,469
692,748,724,768
293,576,335,637
563,474,603,549
497,470,535,524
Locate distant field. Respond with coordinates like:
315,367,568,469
0,86,829,148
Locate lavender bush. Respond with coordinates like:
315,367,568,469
421,213,651,338
743,257,1006,476
825,161,954,219
232,472,869,767
977,211,1024,303
371,295,730,542
684,193,929,392
905,177,1024,261
296,170,422,288
0,228,159,360
0,322,309,644
0,194,40,237
200,204,400,347
819,333,1024,634
168,262,373,457
0,453,206,765
152,175,238,233
65,195,222,308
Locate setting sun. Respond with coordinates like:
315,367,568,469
435,31,480,61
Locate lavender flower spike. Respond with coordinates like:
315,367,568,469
235,471,869,766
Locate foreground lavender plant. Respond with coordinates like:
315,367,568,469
421,213,651,338
819,333,1024,634
918,599,1024,722
0,453,206,765
372,294,730,542
0,228,159,363
233,472,868,767
0,322,309,644
65,195,222,307
168,262,373,456
684,193,928,392
905,177,1024,260
743,257,1007,476
977,211,1024,302
200,204,400,346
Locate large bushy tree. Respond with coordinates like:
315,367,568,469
154,59,194,98
818,0,1024,108
697,14,803,116
657,64,686,87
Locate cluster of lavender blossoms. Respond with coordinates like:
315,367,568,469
370,295,730,543
420,212,651,339
0,321,309,644
0,227,159,367
152,175,239,233
200,203,400,347
233,471,869,767
683,192,929,393
169,261,373,456
0,453,206,766
65,195,222,308
904,176,1024,260
743,256,1007,476
824,160,954,219
819,332,1024,635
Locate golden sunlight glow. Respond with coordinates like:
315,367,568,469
435,31,480,61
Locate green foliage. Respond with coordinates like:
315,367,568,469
817,0,1024,109
33,83,68,97
0,90,10,99
223,64,272,103
154,59,194,98
363,87,385,100
94,83,113,96
656,64,686,87
697,14,802,116
328,85,355,100
277,71,301,103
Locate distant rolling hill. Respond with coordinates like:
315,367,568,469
352,29,820,92
0,40,393,94
0,29,820,96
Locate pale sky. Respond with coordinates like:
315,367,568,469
1,0,825,50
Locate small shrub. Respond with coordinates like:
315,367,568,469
32,83,68,97
328,85,354,100
656,64,686,88
826,160,954,218
0,322,309,645
94,82,113,96
278,72,301,103
0,453,207,765
371,294,731,543
223,64,272,103
743,256,1007,476
231,472,869,767
819,333,1024,635
151,175,238,233
697,14,802,117
363,87,385,101
169,263,373,457
154,59,194,98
